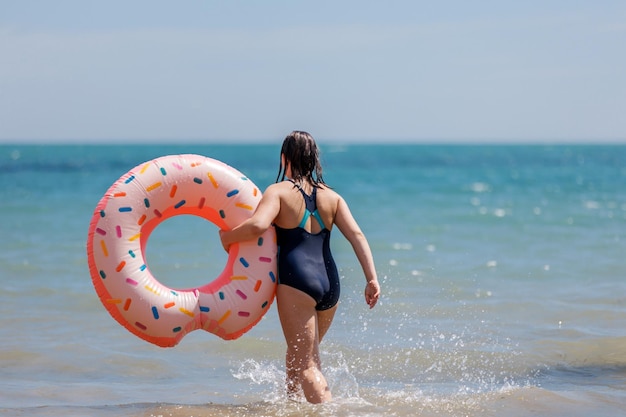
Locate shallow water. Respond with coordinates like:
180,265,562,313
1,143,625,416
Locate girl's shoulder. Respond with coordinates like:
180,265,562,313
317,183,338,195
316,184,342,206
264,181,295,196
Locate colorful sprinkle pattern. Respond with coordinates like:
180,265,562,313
86,154,278,348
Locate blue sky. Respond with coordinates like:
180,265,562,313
1,1,625,143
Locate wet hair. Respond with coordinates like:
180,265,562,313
276,131,327,186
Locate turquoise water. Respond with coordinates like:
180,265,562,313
1,143,625,416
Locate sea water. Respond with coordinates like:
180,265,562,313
1,143,625,416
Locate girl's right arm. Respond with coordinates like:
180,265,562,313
219,185,281,251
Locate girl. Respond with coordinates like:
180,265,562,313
220,131,380,403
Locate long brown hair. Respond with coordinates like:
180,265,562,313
276,131,327,186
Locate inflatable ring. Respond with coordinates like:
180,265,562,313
86,154,277,347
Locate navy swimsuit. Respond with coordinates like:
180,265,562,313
275,184,340,311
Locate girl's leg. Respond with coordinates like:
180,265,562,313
317,304,337,343
283,301,337,399
277,284,333,404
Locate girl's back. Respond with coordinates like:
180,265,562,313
271,181,339,233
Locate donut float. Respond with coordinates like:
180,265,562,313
86,154,277,347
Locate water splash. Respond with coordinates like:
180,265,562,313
231,359,285,402
231,349,364,404
324,350,361,399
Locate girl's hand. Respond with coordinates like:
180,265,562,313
219,230,230,252
364,280,380,309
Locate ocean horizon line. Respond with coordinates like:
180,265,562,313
1,138,626,146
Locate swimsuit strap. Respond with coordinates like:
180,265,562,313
294,184,327,230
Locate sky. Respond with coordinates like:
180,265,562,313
1,1,625,144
